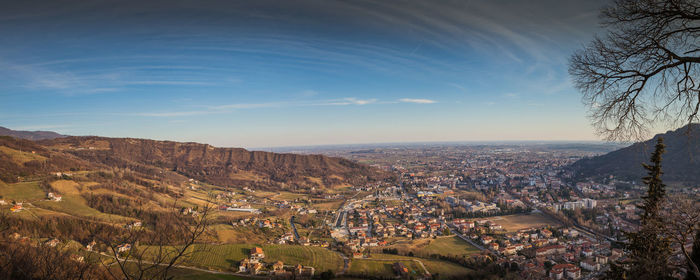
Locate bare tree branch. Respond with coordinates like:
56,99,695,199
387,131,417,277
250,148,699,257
570,0,700,141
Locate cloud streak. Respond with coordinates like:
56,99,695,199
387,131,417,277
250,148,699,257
134,96,434,117
399,98,436,104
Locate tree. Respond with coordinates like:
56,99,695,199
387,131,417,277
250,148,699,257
569,0,700,141
610,137,673,279
96,204,213,280
663,197,700,280
688,229,700,280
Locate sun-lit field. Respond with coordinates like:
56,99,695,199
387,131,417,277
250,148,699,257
348,259,423,277
349,253,473,279
31,180,134,222
271,191,308,201
183,244,344,273
0,181,46,201
387,236,481,257
485,212,561,232
170,268,252,280
0,146,47,164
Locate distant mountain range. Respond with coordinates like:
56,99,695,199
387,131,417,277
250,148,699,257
0,126,66,140
572,124,700,186
0,125,387,191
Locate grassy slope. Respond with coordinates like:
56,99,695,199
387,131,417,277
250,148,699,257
0,181,45,201
486,213,561,232
349,259,423,277
387,236,480,257
0,146,47,164
184,244,344,273
32,180,133,222
358,253,473,279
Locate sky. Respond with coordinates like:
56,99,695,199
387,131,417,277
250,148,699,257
0,0,613,148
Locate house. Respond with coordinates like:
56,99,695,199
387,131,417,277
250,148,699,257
595,255,609,264
393,262,409,277
535,244,566,256
10,204,23,212
0,199,7,205
47,192,62,202
45,238,60,247
238,258,251,273
273,261,284,272
117,243,132,253
580,259,600,271
550,264,580,280
294,264,315,277
250,262,263,274
86,240,97,251
566,266,581,279
250,247,265,260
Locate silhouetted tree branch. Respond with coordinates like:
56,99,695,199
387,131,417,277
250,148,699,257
570,0,700,141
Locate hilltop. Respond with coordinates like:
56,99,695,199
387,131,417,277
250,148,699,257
572,124,700,186
0,126,66,141
38,136,387,191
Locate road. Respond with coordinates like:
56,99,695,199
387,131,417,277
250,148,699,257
446,223,486,251
290,216,301,240
334,250,350,276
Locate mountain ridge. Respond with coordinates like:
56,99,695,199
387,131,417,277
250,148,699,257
0,126,67,141
38,136,387,191
571,124,700,186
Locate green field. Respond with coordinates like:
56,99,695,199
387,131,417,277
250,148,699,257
421,236,481,256
386,236,480,257
170,268,253,280
0,181,45,201
361,254,473,279
33,195,132,223
184,244,344,273
486,213,561,232
349,259,423,277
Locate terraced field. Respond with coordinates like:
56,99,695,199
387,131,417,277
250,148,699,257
184,244,344,273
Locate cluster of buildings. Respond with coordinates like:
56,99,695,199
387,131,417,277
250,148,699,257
238,247,315,277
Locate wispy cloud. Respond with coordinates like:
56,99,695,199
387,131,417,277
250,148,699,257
325,98,377,106
133,96,436,117
132,111,216,117
399,98,436,104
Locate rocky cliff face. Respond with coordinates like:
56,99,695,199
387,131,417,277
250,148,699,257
41,136,386,190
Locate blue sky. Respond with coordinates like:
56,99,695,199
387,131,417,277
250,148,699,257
0,0,611,148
